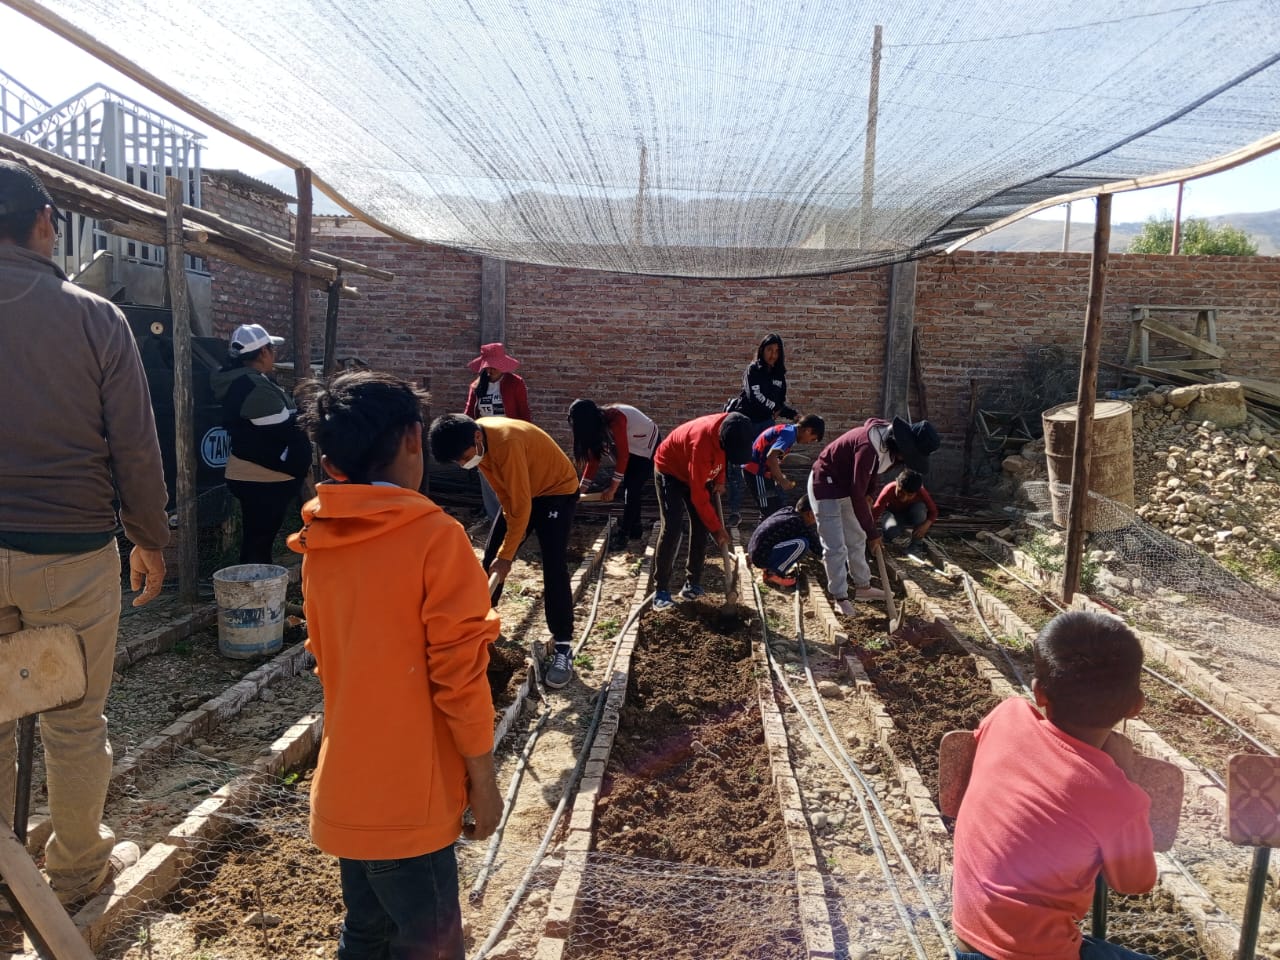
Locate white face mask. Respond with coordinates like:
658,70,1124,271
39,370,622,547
461,452,483,470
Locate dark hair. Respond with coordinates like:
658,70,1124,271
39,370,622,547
798,414,825,441
568,398,609,464
474,368,492,393
897,468,924,493
428,413,480,464
218,345,265,372
1033,611,1143,728
301,371,426,483
0,209,41,245
793,492,813,514
756,333,786,376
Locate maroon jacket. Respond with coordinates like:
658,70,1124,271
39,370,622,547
810,418,892,538
464,372,531,422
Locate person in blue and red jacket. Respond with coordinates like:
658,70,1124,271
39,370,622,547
743,414,825,518
808,417,939,616
651,412,754,610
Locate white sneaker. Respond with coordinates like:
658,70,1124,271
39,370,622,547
834,597,856,616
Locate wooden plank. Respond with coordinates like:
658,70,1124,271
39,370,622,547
166,178,198,605
322,273,342,377
0,822,97,960
880,259,916,420
480,258,507,345
910,326,930,420
0,626,84,725
1143,359,1223,372
1140,317,1227,359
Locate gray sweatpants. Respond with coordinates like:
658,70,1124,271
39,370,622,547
807,470,871,601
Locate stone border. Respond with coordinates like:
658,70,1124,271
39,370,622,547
22,641,316,854
71,710,324,951
536,537,655,959
750,557,838,960
494,525,612,749
892,553,1246,960
976,532,1280,748
805,585,953,878
113,603,217,672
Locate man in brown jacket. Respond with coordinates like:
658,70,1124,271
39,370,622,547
0,160,168,908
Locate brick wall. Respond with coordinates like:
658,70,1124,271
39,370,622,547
201,172,294,343
229,213,1280,490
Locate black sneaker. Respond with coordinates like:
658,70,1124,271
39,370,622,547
544,649,574,689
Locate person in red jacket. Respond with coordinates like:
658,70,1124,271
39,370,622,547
290,371,500,960
809,416,939,615
872,468,938,558
463,342,531,522
651,412,754,610
568,398,661,550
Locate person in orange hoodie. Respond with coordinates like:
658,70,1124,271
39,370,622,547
289,371,500,960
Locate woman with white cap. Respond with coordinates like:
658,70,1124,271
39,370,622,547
463,343,531,521
212,323,313,564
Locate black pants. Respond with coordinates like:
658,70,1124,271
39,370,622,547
618,454,654,541
482,493,578,644
228,478,302,565
653,469,708,593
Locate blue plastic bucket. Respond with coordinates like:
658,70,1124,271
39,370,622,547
212,563,289,659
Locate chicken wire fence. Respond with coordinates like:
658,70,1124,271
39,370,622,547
1017,480,1280,685
12,0,1280,277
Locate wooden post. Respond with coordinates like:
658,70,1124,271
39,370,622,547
880,259,916,420
292,167,313,377
165,176,198,604
322,272,342,377
1171,181,1184,254
480,258,507,345
961,378,978,496
859,24,882,246
1063,193,1112,603
910,327,929,420
1061,202,1072,253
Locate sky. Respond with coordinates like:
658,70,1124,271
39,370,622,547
3,5,1278,226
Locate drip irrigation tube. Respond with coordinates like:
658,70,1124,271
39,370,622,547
471,587,656,960
469,523,614,900
754,578,954,960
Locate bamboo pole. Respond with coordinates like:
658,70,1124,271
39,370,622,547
1171,181,1185,254
165,177,198,604
1062,193,1112,603
292,167,313,377
859,24,883,247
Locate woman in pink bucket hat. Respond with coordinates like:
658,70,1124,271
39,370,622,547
464,343,531,520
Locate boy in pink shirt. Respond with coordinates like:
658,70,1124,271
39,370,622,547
952,611,1157,960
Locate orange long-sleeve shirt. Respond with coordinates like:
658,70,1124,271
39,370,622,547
476,417,579,560
289,483,499,860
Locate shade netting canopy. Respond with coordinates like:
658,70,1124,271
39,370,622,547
12,0,1280,277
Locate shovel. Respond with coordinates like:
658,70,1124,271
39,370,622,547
872,541,903,633
713,492,739,607
578,492,605,502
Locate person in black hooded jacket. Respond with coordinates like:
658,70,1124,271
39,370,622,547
211,324,313,565
726,333,798,524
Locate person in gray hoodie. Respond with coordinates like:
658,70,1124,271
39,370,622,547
0,159,167,908
211,323,313,564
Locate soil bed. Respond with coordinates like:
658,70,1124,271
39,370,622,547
848,619,1002,803
567,599,804,959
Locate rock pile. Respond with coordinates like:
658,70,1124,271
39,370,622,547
999,381,1280,576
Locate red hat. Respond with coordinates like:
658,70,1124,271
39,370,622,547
468,342,520,374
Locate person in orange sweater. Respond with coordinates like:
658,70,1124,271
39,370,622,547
289,371,501,960
429,413,581,689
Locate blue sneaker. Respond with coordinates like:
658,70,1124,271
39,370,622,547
653,590,675,610
679,582,706,601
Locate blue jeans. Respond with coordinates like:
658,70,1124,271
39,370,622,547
957,936,1154,960
881,500,928,543
338,846,463,960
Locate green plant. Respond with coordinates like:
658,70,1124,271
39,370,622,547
593,615,621,638
1260,548,1280,579
1128,217,1258,256
172,638,193,656
1023,533,1063,574
281,771,300,786
573,653,594,671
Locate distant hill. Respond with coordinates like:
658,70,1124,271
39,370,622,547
248,163,1280,256
969,208,1280,255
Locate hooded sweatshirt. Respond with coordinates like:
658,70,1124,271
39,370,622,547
810,418,896,538
734,333,797,423
211,364,312,481
653,412,731,534
288,483,498,860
